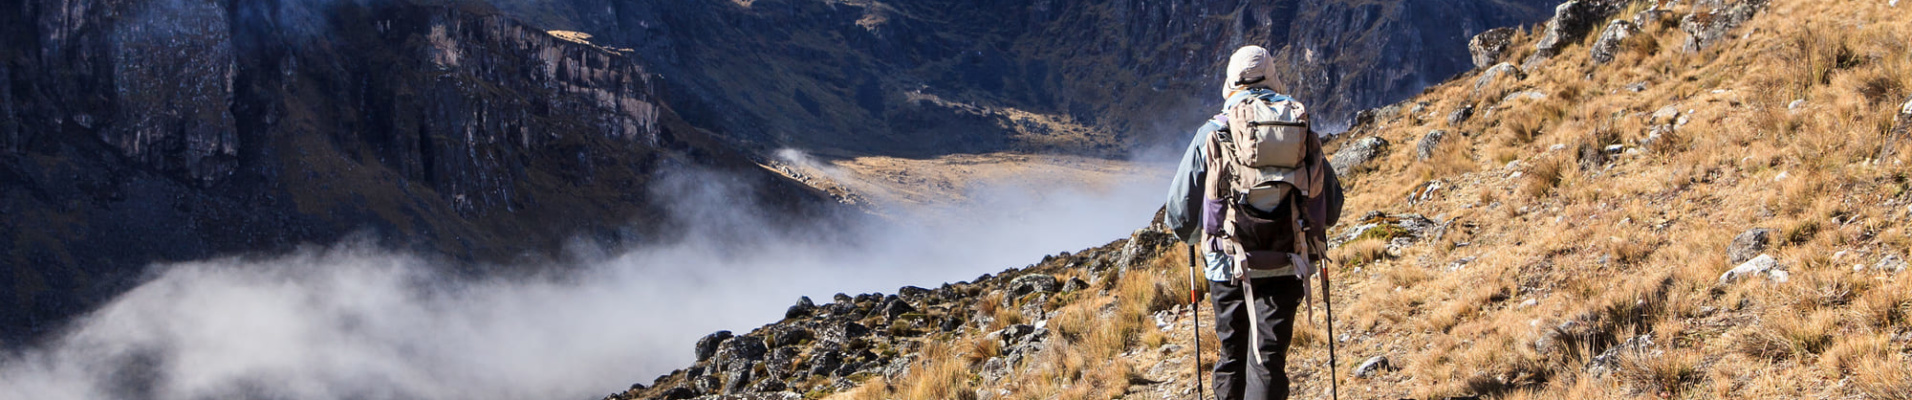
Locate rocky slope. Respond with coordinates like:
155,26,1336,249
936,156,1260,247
0,0,833,341
607,0,1912,398
507,0,1566,156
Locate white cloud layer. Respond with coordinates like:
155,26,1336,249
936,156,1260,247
1,164,1168,400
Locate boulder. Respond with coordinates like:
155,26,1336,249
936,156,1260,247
1526,0,1628,66
879,297,917,320
712,336,769,373
784,296,816,319
1120,229,1178,271
1416,130,1448,160
817,321,871,345
896,286,931,301
1061,277,1090,293
1353,356,1395,379
1590,19,1638,65
696,331,735,362
763,347,800,381
806,350,843,377
1447,104,1475,125
1473,63,1526,94
1331,136,1389,177
1719,254,1787,284
720,360,755,394
766,325,813,348
1008,274,1061,298
1727,228,1773,265
1681,0,1770,52
1468,27,1517,68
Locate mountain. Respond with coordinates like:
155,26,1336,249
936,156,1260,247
500,0,1564,156
0,0,1567,343
608,0,1912,398
0,0,836,341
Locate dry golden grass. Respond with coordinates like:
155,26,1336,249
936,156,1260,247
838,1,1912,399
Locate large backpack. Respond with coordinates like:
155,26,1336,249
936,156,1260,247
1210,88,1322,273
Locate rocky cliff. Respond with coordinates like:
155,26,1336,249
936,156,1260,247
0,0,831,340
513,0,1566,156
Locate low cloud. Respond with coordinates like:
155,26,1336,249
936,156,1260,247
1,164,1169,400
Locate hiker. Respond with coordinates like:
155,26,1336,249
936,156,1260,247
1165,45,1344,400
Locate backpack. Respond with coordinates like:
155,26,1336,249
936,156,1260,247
1210,88,1322,273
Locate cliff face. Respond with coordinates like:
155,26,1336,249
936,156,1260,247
0,0,829,340
518,0,1563,156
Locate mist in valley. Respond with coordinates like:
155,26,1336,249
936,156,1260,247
0,161,1169,400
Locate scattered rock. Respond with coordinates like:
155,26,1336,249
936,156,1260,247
1590,19,1638,65
1625,82,1648,92
979,357,1012,383
1331,136,1389,176
1727,228,1773,265
1353,356,1395,378
784,297,816,319
1650,105,1682,126
1008,274,1061,298
1474,63,1526,93
1526,0,1629,67
1447,104,1474,125
879,297,917,320
816,321,871,345
1876,255,1907,274
1719,254,1786,284
1469,27,1517,68
743,379,788,394
1502,90,1547,104
692,375,721,395
1416,130,1448,160
1587,335,1655,378
696,331,735,362
1061,277,1090,293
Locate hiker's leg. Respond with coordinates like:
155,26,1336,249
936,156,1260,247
1208,278,1249,400
1242,276,1305,400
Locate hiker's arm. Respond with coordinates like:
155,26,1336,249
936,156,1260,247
1165,127,1209,244
1308,130,1345,228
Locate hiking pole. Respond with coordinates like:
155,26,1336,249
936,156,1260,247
1322,257,1340,400
1186,243,1206,400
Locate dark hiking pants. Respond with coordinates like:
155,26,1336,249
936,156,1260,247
1209,276,1305,400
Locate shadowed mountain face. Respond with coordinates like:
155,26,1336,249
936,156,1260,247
0,0,1558,342
509,0,1564,156
0,0,833,341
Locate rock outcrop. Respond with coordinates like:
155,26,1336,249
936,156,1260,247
1525,0,1629,68
608,237,1172,400
1681,0,1772,52
1469,27,1519,69
1590,19,1639,65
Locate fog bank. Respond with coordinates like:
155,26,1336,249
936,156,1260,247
1,164,1168,400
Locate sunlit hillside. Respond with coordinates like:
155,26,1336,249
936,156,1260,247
614,0,1912,399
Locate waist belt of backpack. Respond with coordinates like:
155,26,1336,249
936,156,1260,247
1241,192,1315,366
